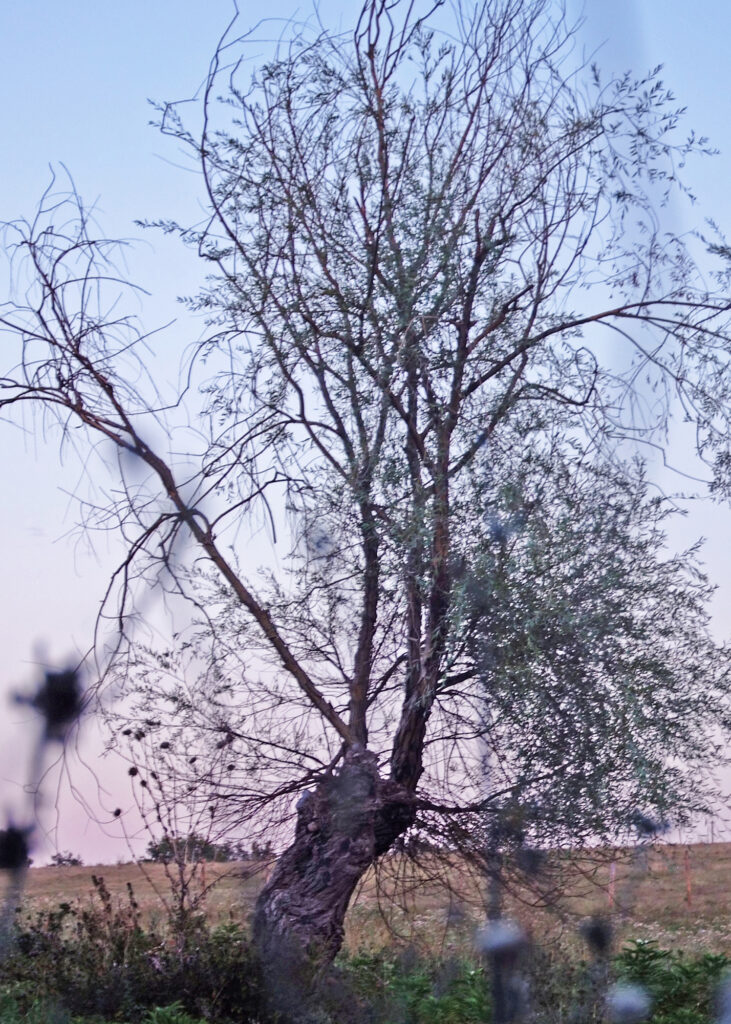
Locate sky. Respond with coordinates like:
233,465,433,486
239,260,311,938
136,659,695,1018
1,0,731,863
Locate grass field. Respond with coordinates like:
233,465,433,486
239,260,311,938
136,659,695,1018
12,841,731,956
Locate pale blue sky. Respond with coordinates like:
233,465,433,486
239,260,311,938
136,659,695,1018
1,1,730,861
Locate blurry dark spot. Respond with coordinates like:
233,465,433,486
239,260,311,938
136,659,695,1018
515,846,546,876
160,742,170,750
227,764,234,771
631,811,666,837
445,899,466,927
140,779,148,788
487,514,508,544
113,809,121,818
122,729,132,736
581,915,613,955
22,669,82,740
128,767,138,777
134,730,146,741
189,756,197,764
0,826,31,871
475,919,526,961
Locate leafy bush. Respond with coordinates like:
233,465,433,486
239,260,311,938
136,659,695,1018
141,1002,208,1024
0,881,263,1023
49,851,83,867
615,940,730,1024
336,949,491,1024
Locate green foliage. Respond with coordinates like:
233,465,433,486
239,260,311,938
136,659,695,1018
145,833,269,864
141,1003,207,1024
464,453,729,847
0,988,70,1023
0,991,208,1024
146,834,238,865
1,907,729,1024
616,940,729,1024
338,949,491,1024
0,883,263,1023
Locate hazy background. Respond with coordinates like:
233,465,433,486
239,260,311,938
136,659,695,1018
1,0,729,863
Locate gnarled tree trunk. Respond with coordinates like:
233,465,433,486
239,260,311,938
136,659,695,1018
252,749,415,1016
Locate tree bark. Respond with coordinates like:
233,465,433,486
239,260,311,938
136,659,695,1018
252,749,415,1018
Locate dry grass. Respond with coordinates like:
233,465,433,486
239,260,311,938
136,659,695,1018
10,842,731,956
343,843,731,956
11,860,269,933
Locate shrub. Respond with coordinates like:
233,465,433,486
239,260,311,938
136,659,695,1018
615,940,730,1024
49,852,83,867
337,949,491,1024
0,881,264,1023
141,1002,208,1024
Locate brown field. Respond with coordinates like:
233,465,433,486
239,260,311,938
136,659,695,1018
10,842,731,957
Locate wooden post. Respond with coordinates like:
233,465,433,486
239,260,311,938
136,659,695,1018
608,860,616,909
684,846,692,908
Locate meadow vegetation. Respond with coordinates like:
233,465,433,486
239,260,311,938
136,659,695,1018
0,844,728,1023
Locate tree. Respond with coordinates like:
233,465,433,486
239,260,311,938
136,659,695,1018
145,833,254,863
146,834,226,864
2,0,731,988
49,851,83,867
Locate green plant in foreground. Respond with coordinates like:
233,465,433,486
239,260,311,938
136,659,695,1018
616,939,730,1024
141,1002,208,1024
0,890,262,1023
338,949,491,1024
3,910,730,1024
